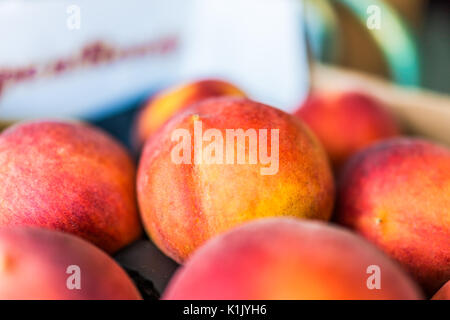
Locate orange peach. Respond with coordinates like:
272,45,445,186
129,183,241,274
163,218,422,300
0,227,141,299
133,79,246,148
432,281,450,300
336,138,450,293
293,91,400,169
0,120,141,253
137,97,335,263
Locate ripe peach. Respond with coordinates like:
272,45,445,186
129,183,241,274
0,120,142,253
137,97,335,263
432,281,450,300
163,218,422,300
293,91,400,169
0,227,141,300
133,79,246,148
336,138,450,292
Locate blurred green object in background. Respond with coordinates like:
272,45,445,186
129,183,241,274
333,0,420,86
421,0,450,94
305,0,421,86
304,0,340,62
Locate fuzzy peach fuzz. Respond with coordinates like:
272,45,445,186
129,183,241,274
0,121,142,253
133,79,246,148
336,138,450,292
163,218,422,300
293,91,400,169
0,227,141,300
137,97,335,263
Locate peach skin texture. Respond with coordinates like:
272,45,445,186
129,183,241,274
432,281,450,300
0,121,142,253
133,79,246,149
0,227,142,300
294,91,399,169
163,218,423,300
137,97,335,263
336,138,450,293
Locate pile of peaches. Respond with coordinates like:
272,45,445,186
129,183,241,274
0,79,448,300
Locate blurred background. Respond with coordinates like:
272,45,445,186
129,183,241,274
306,0,449,91
0,0,449,147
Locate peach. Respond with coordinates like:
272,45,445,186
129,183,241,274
0,227,141,300
0,120,141,253
163,218,422,300
336,138,450,293
137,97,334,263
432,281,450,300
133,79,246,148
293,91,400,169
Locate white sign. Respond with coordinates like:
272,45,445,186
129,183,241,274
0,0,308,121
